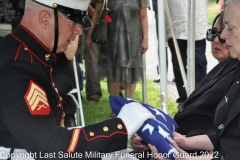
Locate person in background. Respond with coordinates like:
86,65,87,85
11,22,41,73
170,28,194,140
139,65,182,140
0,0,155,158
86,0,149,116
166,0,208,107
131,13,238,158
152,0,161,83
83,0,102,104
152,0,170,84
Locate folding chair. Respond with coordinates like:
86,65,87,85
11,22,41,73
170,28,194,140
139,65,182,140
67,56,85,127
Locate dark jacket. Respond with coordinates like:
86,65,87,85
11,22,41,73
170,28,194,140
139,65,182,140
208,61,240,160
174,57,238,136
0,25,127,159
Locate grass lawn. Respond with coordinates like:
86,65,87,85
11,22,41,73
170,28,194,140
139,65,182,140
207,0,218,25
81,80,178,126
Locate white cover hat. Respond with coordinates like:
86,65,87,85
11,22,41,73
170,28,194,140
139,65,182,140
33,0,92,26
32,0,92,53
33,0,91,11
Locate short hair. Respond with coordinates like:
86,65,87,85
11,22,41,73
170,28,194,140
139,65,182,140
212,14,221,28
226,0,240,5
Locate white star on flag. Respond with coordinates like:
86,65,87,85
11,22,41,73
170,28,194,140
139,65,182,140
158,126,170,138
149,107,167,121
142,123,154,135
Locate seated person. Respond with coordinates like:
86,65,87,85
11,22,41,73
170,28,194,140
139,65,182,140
131,13,238,153
174,12,236,137
149,2,240,159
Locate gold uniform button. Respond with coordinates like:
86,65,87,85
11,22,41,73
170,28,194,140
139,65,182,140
117,124,123,129
60,96,62,101
53,3,58,8
24,47,28,51
52,82,55,87
90,132,94,136
103,126,109,132
45,54,51,61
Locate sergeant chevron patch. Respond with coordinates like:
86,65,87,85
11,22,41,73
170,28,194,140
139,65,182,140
24,80,51,115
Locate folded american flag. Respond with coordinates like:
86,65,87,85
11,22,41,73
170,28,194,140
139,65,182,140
110,96,178,160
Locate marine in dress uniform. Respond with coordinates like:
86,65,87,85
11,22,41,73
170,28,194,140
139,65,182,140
0,0,154,159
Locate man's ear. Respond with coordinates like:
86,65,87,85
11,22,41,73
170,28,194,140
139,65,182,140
38,10,51,30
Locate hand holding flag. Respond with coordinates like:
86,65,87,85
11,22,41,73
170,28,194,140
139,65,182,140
110,96,178,160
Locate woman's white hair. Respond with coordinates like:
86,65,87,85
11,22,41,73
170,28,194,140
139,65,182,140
226,0,240,5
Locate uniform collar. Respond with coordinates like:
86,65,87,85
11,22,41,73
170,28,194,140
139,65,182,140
11,24,57,66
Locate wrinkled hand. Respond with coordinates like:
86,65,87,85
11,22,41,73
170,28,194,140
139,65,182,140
149,137,189,160
174,132,189,150
131,133,149,152
140,39,148,54
149,144,168,160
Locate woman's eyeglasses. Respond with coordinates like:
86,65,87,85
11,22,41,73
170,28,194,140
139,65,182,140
206,28,226,43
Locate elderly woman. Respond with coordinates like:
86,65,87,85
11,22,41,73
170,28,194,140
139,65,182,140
131,13,238,155
149,0,240,159
210,14,229,62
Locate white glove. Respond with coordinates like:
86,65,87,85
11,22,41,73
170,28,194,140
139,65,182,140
117,102,155,139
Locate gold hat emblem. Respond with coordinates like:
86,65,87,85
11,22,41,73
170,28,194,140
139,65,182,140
45,54,51,61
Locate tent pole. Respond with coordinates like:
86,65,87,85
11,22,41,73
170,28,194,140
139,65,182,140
187,0,196,95
164,0,188,93
157,0,168,113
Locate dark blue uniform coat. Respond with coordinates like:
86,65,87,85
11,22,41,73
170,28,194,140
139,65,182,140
0,25,127,159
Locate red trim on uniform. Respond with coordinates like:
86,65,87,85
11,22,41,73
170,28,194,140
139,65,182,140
14,44,24,61
48,65,64,119
49,65,53,82
67,128,81,152
10,33,49,67
13,45,33,63
29,50,49,67
30,51,33,64
81,129,127,142
19,24,56,57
